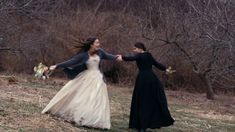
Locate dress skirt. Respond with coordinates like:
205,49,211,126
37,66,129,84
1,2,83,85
129,70,174,129
42,68,111,129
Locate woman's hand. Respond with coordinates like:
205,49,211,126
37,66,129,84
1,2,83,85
117,55,123,61
166,66,176,74
49,65,57,71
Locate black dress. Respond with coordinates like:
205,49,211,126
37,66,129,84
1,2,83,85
123,52,174,130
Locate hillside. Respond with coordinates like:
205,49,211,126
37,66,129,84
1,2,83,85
0,74,235,132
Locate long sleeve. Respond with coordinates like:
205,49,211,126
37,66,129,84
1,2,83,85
56,52,85,68
150,54,166,71
122,54,139,61
99,48,118,60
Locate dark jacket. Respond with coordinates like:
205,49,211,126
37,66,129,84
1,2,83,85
122,52,166,71
56,48,117,79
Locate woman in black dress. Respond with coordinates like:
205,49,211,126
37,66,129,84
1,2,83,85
119,42,174,132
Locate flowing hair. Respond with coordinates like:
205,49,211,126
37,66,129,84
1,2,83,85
73,37,97,53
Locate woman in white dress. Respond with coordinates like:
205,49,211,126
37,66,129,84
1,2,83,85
41,37,118,129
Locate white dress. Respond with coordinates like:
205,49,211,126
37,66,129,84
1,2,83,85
42,55,111,129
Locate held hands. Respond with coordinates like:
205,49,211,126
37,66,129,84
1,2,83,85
116,54,123,61
166,66,176,75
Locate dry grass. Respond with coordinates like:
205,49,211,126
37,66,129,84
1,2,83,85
0,74,235,132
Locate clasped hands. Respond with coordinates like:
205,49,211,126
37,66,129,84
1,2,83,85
116,55,123,61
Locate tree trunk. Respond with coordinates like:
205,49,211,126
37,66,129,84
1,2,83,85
199,74,215,100
206,85,215,100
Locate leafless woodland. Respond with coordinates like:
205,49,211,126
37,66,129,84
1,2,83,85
0,0,234,99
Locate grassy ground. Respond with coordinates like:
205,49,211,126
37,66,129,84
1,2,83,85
0,74,235,132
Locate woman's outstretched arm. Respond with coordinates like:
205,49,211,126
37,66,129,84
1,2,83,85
56,52,85,68
122,54,139,61
99,48,118,60
150,54,166,71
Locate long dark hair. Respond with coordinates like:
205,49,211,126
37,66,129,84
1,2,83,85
134,42,146,51
74,37,97,53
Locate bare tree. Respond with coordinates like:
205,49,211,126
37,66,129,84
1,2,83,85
0,0,234,97
142,0,235,99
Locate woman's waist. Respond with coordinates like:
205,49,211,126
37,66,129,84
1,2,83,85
86,68,100,71
82,68,102,75
139,69,153,72
138,69,155,75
